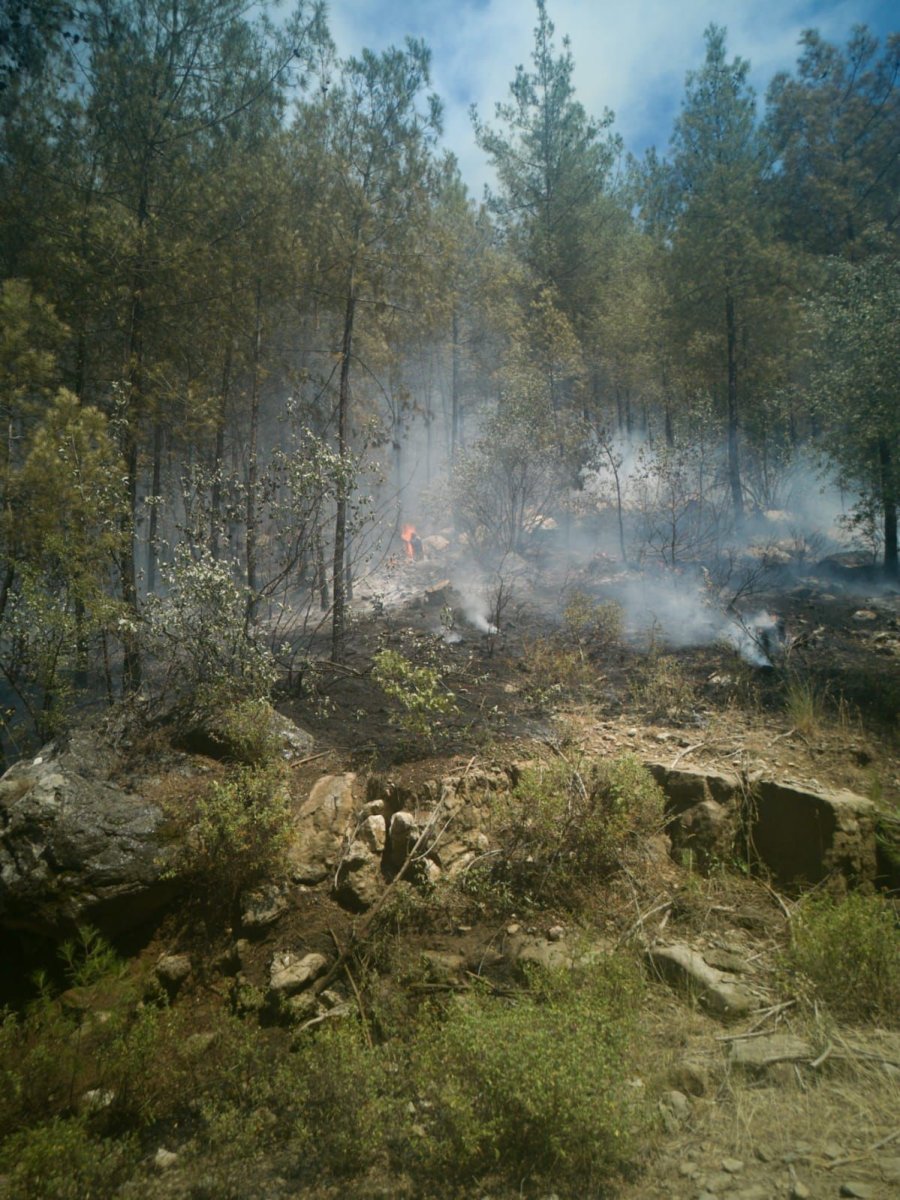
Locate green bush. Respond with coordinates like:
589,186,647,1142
491,754,666,908
787,891,900,1024
563,590,623,654
409,960,645,1192
203,696,285,766
632,653,695,722
189,761,294,902
372,649,459,741
0,1117,138,1200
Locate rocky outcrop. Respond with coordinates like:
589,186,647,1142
0,736,184,938
647,762,879,890
287,773,358,885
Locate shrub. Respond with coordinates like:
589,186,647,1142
491,754,666,909
632,653,695,722
372,649,459,742
188,761,294,902
563,590,624,655
143,545,277,718
786,891,900,1024
409,960,645,1192
203,696,285,766
0,1117,138,1200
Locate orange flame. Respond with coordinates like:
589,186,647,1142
401,524,417,559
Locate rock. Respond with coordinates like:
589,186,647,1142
669,1061,709,1096
0,735,183,937
287,773,357,884
547,924,565,941
421,950,465,981
153,1148,178,1172
790,1182,811,1199
82,1088,115,1112
879,1157,900,1185
728,1033,813,1069
721,1157,744,1173
240,882,291,930
388,810,418,866
334,854,383,912
269,951,328,996
358,814,386,854
749,779,877,888
674,799,735,872
659,1089,691,1131
731,1188,769,1200
647,943,756,1018
840,1184,875,1199
155,953,192,993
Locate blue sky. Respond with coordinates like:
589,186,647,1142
323,0,898,197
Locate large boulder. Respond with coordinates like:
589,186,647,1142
0,736,183,938
286,773,358,885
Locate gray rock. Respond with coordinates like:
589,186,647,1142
648,943,756,1018
153,1148,178,1172
721,1158,743,1173
155,953,192,991
839,1184,875,1199
0,737,183,937
358,814,386,853
728,1034,813,1070
287,773,357,884
388,810,418,865
269,951,328,996
240,882,291,929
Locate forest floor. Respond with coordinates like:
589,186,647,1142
3,540,898,1199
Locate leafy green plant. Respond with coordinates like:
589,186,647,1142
489,753,666,909
563,590,624,656
0,1117,138,1200
372,649,459,742
203,696,285,766
786,891,900,1024
632,652,695,722
409,960,645,1192
188,761,294,902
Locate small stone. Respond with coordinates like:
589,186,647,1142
879,1156,900,1184
704,1171,734,1191
269,951,328,996
722,1158,744,1173
506,923,521,935
679,1160,699,1177
824,1143,847,1160
82,1088,115,1111
840,1185,875,1199
547,925,565,942
732,1188,769,1200
155,953,192,989
154,1148,178,1172
790,1182,811,1200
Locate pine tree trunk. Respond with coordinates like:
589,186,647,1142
880,437,898,578
332,270,356,661
725,289,744,524
245,282,262,624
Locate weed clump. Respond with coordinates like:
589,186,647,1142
478,753,666,910
786,891,900,1025
410,960,646,1193
372,648,459,743
187,761,294,903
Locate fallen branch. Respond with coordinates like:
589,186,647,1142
290,750,330,768
670,741,705,768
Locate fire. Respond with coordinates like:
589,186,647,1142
401,524,418,560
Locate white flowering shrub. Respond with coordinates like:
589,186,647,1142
143,546,276,716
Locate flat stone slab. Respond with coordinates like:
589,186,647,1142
648,942,756,1019
728,1034,814,1069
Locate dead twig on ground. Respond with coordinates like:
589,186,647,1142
825,1128,900,1170
670,741,705,768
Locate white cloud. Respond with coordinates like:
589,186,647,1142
324,0,897,196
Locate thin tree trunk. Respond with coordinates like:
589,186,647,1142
211,339,232,560
725,289,744,524
450,308,461,461
245,281,262,623
332,269,356,660
880,437,898,578
146,422,163,595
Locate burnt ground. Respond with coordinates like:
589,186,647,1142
276,544,900,811
4,539,897,1200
